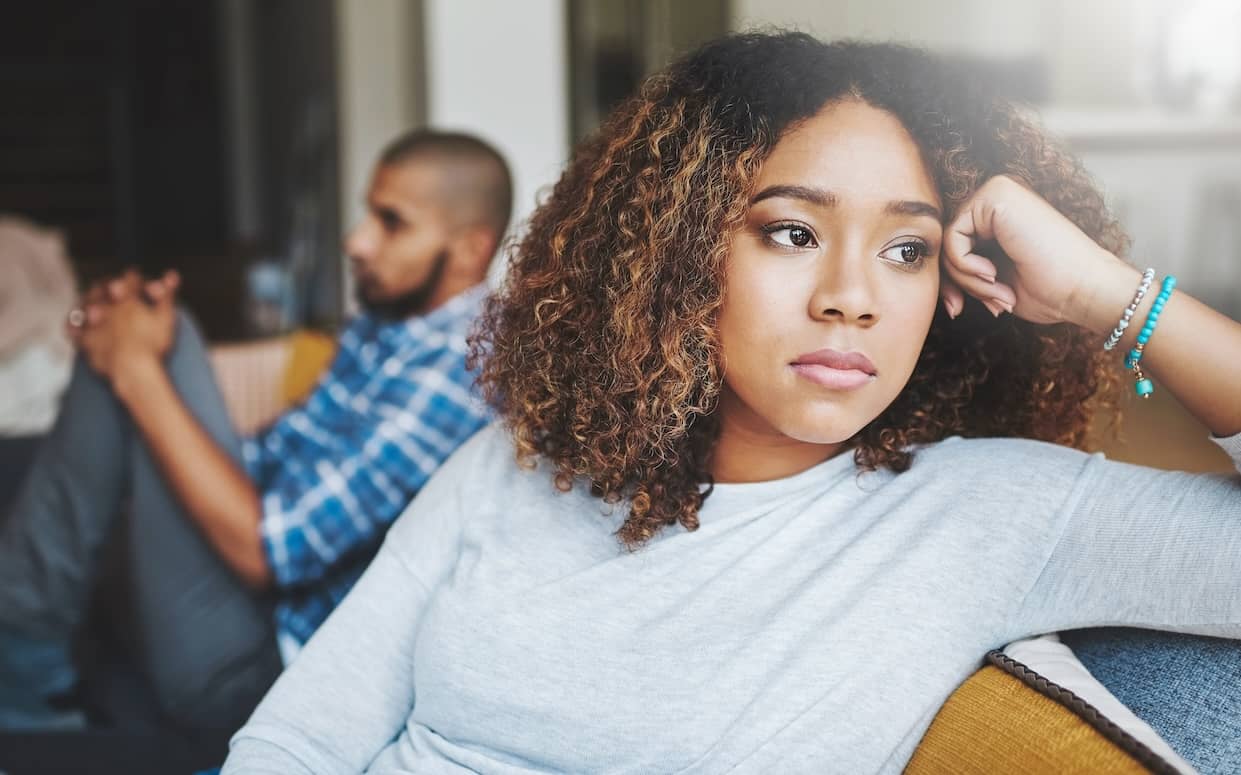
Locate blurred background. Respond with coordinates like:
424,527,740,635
1,0,1239,469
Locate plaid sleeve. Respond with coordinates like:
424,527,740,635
241,332,359,485
257,345,490,590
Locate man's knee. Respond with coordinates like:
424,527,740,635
155,647,280,734
172,307,208,356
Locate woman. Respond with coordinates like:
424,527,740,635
223,33,1241,773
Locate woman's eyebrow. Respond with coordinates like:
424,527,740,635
884,200,942,221
750,185,942,222
750,184,837,207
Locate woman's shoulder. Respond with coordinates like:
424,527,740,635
911,434,1096,477
434,421,524,482
383,422,529,559
382,423,526,532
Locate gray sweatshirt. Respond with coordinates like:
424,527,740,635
224,423,1241,774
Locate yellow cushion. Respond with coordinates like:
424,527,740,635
280,330,337,406
906,663,1159,774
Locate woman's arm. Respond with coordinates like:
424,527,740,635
1068,261,1241,437
938,176,1241,638
1009,440,1241,638
222,425,485,773
941,174,1241,437
223,536,431,774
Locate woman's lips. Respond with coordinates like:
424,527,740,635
790,348,877,391
790,363,875,390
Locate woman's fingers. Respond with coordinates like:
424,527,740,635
942,254,1016,316
941,188,1022,317
944,234,998,282
943,199,1003,282
939,275,965,319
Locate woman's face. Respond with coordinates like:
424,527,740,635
717,99,942,458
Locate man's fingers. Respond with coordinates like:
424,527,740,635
82,281,110,307
141,270,181,304
144,270,182,303
66,318,85,345
106,269,143,301
144,279,166,301
85,304,108,326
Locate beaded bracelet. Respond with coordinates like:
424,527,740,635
1103,267,1155,351
1123,275,1176,398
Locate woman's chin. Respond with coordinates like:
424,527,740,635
762,402,878,446
775,419,869,447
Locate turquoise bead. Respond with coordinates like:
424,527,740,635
1135,378,1154,397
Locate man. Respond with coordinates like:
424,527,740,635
0,130,511,742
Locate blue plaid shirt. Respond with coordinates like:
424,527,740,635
242,284,492,646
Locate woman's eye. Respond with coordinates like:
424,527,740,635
764,224,817,249
880,241,928,266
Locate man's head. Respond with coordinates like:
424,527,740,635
346,130,513,319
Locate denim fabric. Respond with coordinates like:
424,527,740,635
0,626,82,730
0,436,41,515
1062,627,1241,775
0,312,281,734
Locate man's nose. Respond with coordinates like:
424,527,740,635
345,220,376,260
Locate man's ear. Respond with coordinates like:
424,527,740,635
452,225,499,275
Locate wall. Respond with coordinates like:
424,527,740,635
333,0,569,292
730,0,1045,60
729,0,1167,107
334,0,423,310
424,0,570,277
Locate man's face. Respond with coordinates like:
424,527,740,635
345,160,453,319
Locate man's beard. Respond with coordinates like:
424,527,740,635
356,250,450,321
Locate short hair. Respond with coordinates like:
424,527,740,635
378,129,513,240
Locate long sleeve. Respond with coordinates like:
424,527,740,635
1011,431,1241,638
223,537,429,773
223,424,482,774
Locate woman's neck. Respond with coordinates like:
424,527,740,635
710,413,847,484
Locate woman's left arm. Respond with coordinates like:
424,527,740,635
941,174,1241,437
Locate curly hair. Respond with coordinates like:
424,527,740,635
470,32,1128,548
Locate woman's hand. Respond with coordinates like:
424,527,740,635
939,174,1132,328
941,174,1241,436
